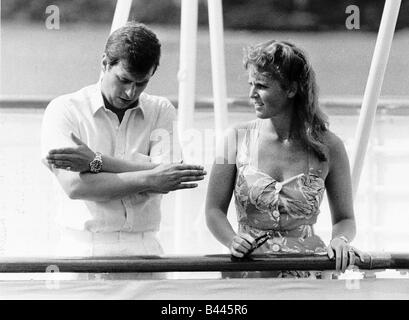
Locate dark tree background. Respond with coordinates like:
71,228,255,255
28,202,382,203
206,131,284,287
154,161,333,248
1,0,408,31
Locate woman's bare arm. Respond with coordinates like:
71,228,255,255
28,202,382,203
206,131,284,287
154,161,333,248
205,125,255,257
325,132,356,241
325,132,359,272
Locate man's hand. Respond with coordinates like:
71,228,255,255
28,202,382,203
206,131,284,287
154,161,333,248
146,163,207,192
46,132,94,172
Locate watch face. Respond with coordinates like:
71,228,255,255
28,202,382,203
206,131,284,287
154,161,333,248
90,159,102,173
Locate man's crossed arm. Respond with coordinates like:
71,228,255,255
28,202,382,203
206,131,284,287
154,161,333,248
44,133,206,202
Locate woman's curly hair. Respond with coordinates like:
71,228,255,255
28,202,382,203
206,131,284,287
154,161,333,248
244,40,329,161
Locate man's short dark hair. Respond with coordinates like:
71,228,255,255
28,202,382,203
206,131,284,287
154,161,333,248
104,21,161,75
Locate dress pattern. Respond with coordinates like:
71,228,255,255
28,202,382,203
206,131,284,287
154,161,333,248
230,120,328,278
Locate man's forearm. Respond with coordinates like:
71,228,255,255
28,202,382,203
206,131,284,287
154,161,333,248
102,154,159,173
68,170,152,202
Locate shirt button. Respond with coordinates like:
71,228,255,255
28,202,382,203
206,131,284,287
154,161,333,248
272,210,280,218
275,182,282,193
272,244,280,252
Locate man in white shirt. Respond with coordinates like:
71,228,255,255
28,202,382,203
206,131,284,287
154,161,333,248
41,22,205,258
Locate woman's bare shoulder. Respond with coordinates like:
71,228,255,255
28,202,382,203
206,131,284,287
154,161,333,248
321,130,349,168
322,130,346,150
232,120,258,130
222,120,256,137
217,121,256,162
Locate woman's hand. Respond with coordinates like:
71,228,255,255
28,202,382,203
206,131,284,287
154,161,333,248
46,132,95,172
327,236,364,273
229,233,256,258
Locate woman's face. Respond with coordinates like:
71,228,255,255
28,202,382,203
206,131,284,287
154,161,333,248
248,67,292,119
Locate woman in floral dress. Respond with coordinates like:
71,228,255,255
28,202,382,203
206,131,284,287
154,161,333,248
205,40,362,276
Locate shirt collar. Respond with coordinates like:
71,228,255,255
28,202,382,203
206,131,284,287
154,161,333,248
90,81,105,115
90,81,146,118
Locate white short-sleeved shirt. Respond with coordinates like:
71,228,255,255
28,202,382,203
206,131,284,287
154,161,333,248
41,82,181,232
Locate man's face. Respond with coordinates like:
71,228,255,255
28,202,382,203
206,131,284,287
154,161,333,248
101,56,155,109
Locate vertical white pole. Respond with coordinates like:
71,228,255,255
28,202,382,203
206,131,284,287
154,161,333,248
0,6,2,95
207,0,228,139
100,0,133,80
110,0,133,34
174,0,199,253
177,0,198,140
351,0,401,198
